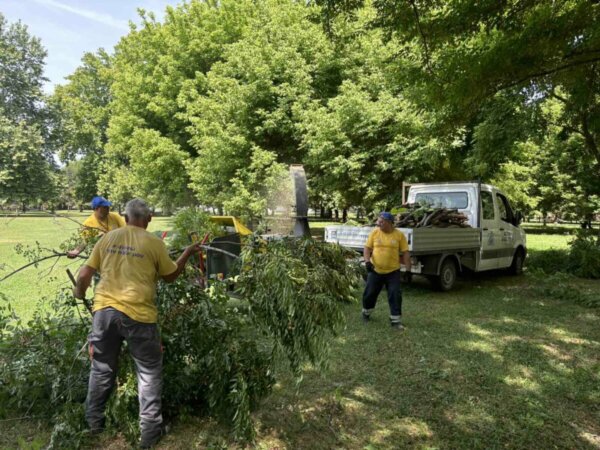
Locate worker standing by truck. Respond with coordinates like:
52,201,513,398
362,212,411,330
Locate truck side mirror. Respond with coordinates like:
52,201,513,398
514,211,523,226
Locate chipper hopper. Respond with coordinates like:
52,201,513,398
196,164,310,284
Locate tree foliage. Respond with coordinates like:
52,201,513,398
0,14,55,208
0,220,359,445
49,50,113,161
0,14,47,124
36,0,600,221
0,117,54,207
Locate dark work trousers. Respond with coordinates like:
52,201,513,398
85,307,163,447
362,269,403,324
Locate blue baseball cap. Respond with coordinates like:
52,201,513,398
91,196,112,209
379,211,394,222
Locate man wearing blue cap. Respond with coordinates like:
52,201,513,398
362,211,411,329
67,196,125,258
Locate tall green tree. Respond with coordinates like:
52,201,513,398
100,1,256,210
298,5,464,212
323,0,600,217
183,0,338,214
49,50,114,204
0,14,55,209
49,50,113,161
0,14,47,123
0,117,54,208
102,0,341,216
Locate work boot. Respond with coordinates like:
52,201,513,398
391,322,405,331
140,421,170,449
361,312,370,323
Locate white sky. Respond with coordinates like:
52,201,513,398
1,0,182,93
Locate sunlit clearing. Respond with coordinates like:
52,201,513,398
456,340,502,361
445,406,496,431
539,343,572,362
351,386,382,403
465,323,493,337
370,418,434,444
503,372,541,393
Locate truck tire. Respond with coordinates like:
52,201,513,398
508,248,525,275
434,258,457,291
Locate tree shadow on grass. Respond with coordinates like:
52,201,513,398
248,283,600,450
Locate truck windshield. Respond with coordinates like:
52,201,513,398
414,192,468,209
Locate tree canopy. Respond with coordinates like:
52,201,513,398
1,1,597,221
0,13,55,209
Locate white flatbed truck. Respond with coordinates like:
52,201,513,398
324,182,527,291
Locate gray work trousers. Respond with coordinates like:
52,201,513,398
85,307,163,447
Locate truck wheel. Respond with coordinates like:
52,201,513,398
434,258,457,291
509,249,525,275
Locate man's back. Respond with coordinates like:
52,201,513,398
86,226,177,323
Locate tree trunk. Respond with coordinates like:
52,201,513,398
581,112,600,170
342,209,347,222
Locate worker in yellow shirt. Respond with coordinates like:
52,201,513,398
74,198,201,449
362,211,411,330
67,196,125,258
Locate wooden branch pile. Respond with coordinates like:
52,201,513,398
395,205,470,228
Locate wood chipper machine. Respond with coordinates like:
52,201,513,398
192,164,311,285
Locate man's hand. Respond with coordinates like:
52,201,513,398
365,261,374,273
185,242,202,256
74,265,96,299
162,243,203,283
67,249,81,259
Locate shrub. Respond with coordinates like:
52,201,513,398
567,231,600,279
237,238,360,375
0,221,359,447
169,207,225,250
527,270,600,308
0,292,89,420
525,249,567,274
525,231,600,280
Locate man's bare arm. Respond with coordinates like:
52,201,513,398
162,243,201,283
74,265,96,299
402,251,411,272
363,246,373,263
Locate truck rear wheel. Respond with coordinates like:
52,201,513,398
434,258,457,291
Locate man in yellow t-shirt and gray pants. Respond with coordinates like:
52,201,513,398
74,198,201,449
362,211,411,330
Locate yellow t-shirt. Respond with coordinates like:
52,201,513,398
86,225,178,323
365,228,409,274
82,212,126,240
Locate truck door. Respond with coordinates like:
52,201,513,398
479,189,501,270
495,192,517,268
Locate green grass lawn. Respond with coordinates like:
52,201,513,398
0,211,173,320
1,220,599,449
90,272,600,450
526,233,573,251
